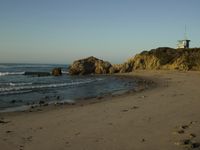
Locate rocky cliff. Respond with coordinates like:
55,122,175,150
69,48,200,75
118,47,200,72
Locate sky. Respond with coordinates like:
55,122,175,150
0,0,200,64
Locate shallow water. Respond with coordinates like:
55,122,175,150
0,64,138,112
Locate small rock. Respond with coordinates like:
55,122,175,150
39,100,45,105
52,68,62,76
141,138,145,142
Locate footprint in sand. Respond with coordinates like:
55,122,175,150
173,121,200,149
121,106,139,112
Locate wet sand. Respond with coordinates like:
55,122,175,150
0,70,200,150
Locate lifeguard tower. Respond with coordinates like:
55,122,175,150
177,39,190,49
177,26,190,49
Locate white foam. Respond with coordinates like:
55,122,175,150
7,82,33,86
0,72,24,76
61,71,69,74
0,79,99,93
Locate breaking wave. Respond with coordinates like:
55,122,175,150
0,79,101,95
0,82,33,86
0,72,24,76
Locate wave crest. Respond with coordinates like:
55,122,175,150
0,72,24,76
0,79,100,94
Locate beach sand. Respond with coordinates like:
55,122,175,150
0,70,200,150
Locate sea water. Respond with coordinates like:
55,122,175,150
0,64,138,112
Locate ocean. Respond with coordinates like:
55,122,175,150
0,64,138,112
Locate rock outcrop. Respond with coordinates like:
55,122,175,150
52,68,62,76
119,47,200,72
24,72,51,77
69,47,200,75
69,56,113,75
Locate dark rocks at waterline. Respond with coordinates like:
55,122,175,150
52,68,62,76
39,100,45,105
69,56,114,75
24,68,63,77
24,72,51,77
10,100,23,104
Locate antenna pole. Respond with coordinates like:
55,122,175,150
184,25,187,40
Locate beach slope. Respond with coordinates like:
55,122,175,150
0,70,200,150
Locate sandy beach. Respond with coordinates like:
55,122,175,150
0,70,200,150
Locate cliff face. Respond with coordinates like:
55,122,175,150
119,47,200,72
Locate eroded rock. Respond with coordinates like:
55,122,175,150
69,56,113,75
52,68,62,76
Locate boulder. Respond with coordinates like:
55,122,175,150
69,56,113,75
52,68,62,76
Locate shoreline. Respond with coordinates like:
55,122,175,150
0,74,155,114
1,70,200,150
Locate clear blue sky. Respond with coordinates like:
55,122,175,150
0,0,200,64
